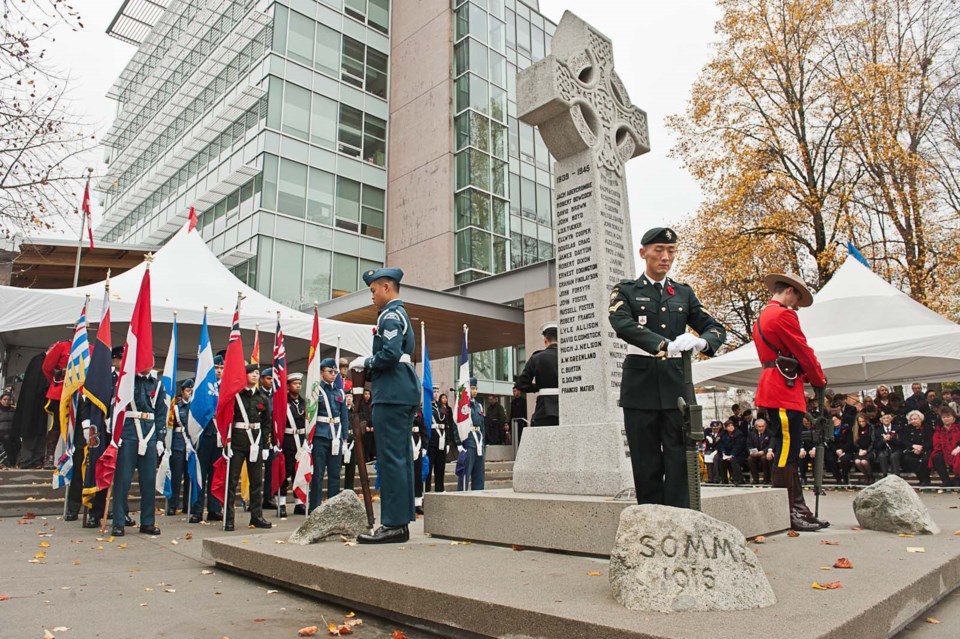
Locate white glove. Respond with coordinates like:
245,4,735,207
672,333,708,352
457,445,465,454
273,445,282,454
349,356,367,370
156,442,165,456
262,449,270,461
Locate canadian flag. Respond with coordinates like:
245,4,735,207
455,326,472,441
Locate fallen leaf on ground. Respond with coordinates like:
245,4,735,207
819,566,833,570
336,626,353,635
72,561,81,566
833,558,853,569
26,497,35,501
851,527,863,531
23,513,36,519
298,627,318,637
95,546,104,551
345,612,355,619
43,630,54,639
392,631,408,639
0,594,9,601
164,589,176,593
117,544,128,550
787,530,800,537
511,544,526,551
39,541,50,548
820,540,840,546
587,571,602,576
170,539,178,545
343,619,362,627
144,588,153,592
954,530,960,536
139,603,147,607
52,627,69,632
27,559,43,564
927,618,941,624
34,552,46,559
898,533,915,538
201,570,214,575
266,589,278,594
185,533,193,540
450,541,471,545
17,520,32,525
812,581,842,590
240,540,248,544
274,540,285,544
327,623,339,636
752,536,766,544
253,619,265,623
907,547,926,553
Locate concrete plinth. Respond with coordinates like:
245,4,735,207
203,492,960,639
423,487,788,556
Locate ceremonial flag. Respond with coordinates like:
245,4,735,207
251,324,260,366
53,301,90,489
848,241,871,268
270,318,288,494
158,316,178,498
96,266,153,490
455,326,472,441
188,206,198,232
82,280,113,506
293,307,320,503
421,322,433,482
210,297,246,499
82,177,94,249
186,310,216,444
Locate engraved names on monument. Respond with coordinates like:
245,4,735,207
512,11,650,495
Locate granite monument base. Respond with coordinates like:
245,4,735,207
512,422,634,495
423,487,788,556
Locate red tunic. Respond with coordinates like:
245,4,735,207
929,424,960,473
41,340,71,401
753,301,826,412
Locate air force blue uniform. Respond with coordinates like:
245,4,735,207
113,374,166,530
363,278,420,528
309,361,349,512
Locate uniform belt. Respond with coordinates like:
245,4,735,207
285,427,306,435
130,412,154,420
399,354,412,364
232,422,260,430
172,427,184,433
627,345,680,359
317,417,338,424
761,361,777,369
538,388,559,396
412,427,419,433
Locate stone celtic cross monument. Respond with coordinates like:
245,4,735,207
513,11,650,495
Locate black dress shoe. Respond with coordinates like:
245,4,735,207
262,500,277,510
83,517,101,529
64,512,78,522
293,504,306,516
224,522,235,532
125,515,136,527
415,506,424,515
165,507,177,516
111,526,125,537
249,516,272,529
188,514,202,524
279,505,287,518
139,524,161,535
206,511,223,522
357,525,409,544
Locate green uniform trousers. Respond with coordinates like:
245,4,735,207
624,409,689,508
372,404,417,527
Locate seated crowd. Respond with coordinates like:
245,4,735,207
703,384,960,487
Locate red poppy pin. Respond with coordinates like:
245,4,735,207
666,285,675,296
257,403,265,410
149,391,156,398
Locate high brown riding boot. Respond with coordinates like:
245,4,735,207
779,463,823,532
787,463,830,528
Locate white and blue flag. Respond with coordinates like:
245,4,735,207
158,316,178,498
183,311,217,504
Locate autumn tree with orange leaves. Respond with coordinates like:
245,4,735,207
670,0,960,344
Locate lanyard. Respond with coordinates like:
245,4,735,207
319,386,341,456
235,393,261,463
131,393,156,457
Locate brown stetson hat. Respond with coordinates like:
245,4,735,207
762,273,815,308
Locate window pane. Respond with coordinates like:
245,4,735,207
536,183,552,226
469,110,489,151
490,85,506,122
492,197,506,235
469,3,487,43
509,173,520,216
455,112,470,150
456,230,471,271
455,150,470,190
310,93,337,148
489,50,506,87
281,83,310,139
344,0,365,21
469,148,489,190
360,185,384,238
257,236,274,295
273,4,288,54
493,235,506,273
455,5,469,41
362,114,386,166
531,26,545,60
523,235,537,263
366,48,388,98
341,36,365,88
304,247,332,302
519,121,535,160
470,189,490,230
333,253,358,296
288,11,314,66
277,158,307,218
338,105,363,156
368,0,389,34
272,239,304,306
455,191,471,230
455,75,470,113
469,74,488,114
517,15,530,54
314,23,339,78
489,17,505,53
307,167,334,225
454,40,468,77
490,122,506,159
521,177,535,218
469,38,488,77
491,159,506,197
336,177,361,223
262,153,278,210
267,78,282,129
471,229,491,272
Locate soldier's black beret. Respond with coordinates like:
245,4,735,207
111,346,125,359
245,364,259,374
640,227,678,246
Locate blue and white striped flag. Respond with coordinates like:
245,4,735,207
53,302,90,489
184,311,217,503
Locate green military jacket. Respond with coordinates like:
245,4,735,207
608,275,726,410
232,386,272,448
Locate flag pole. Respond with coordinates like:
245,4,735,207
224,291,243,531
305,301,317,519
72,168,94,288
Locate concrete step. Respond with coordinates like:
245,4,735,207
1,495,168,518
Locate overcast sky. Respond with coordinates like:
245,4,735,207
42,0,722,249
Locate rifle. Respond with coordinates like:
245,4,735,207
677,351,705,511
349,368,375,528
812,387,833,519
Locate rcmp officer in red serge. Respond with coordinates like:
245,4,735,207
753,273,829,531
350,267,420,544
608,227,726,508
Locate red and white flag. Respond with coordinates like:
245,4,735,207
210,297,247,500
82,178,94,250
96,265,153,489
455,326,472,441
270,318,288,494
292,308,320,503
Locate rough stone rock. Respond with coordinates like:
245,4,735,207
609,505,776,612
853,475,940,535
288,491,370,545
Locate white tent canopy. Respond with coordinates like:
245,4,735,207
693,256,960,391
0,219,373,375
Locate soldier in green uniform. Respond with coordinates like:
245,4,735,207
608,227,726,508
350,267,420,544
224,364,273,532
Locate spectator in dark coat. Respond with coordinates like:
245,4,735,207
718,420,747,485
825,414,853,484
871,412,904,477
0,391,15,468
746,418,772,484
902,410,933,485
851,413,874,484
904,383,926,414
